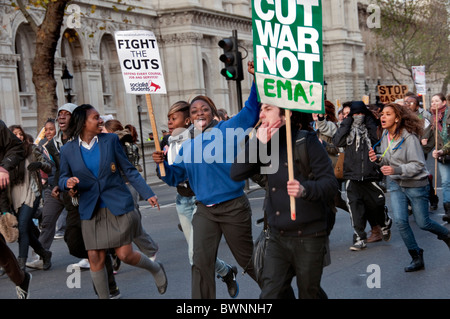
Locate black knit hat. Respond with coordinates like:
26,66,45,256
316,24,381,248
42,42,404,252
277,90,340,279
349,101,370,117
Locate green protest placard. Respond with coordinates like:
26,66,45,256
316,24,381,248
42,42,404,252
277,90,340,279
252,0,324,113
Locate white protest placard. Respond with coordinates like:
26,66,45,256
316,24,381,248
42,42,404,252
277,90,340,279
412,66,426,95
114,30,167,94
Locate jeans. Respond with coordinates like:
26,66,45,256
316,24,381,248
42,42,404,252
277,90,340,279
260,229,327,299
17,197,44,259
438,162,450,204
387,178,449,252
175,193,229,277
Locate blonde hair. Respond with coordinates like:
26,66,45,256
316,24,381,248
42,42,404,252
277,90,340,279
168,101,190,120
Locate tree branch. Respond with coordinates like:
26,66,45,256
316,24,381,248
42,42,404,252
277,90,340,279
15,0,39,33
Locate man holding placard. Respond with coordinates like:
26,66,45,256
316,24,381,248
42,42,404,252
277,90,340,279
253,0,324,113
237,0,338,298
231,105,338,298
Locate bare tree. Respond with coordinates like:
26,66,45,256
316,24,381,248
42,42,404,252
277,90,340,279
13,0,70,131
11,0,136,132
372,0,450,94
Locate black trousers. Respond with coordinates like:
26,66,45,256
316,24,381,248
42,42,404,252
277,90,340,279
260,229,327,299
0,234,24,286
345,180,387,242
191,194,257,299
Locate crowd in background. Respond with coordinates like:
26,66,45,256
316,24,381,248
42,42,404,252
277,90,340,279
1,80,450,299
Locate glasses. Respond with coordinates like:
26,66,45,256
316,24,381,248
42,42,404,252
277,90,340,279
406,101,416,105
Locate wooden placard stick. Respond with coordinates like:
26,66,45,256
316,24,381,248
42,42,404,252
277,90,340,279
435,103,438,194
146,94,165,176
285,109,296,220
422,94,427,112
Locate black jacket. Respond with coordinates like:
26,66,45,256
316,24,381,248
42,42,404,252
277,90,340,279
0,120,24,171
332,115,381,181
231,126,338,236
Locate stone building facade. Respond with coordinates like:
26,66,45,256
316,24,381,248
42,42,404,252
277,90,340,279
0,0,447,181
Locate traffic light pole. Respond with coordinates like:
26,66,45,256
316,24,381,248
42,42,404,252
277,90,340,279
232,30,243,111
236,74,243,111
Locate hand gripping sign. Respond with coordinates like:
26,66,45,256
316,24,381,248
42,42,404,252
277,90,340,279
115,30,166,175
253,0,324,220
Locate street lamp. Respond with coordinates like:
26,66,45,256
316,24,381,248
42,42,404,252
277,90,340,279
61,65,74,103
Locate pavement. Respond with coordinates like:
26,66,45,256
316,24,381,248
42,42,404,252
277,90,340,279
1,158,450,306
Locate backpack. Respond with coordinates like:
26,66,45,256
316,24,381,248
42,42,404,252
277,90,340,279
293,130,336,235
124,142,143,172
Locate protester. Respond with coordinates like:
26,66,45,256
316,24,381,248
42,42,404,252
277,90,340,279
422,93,450,222
312,101,339,165
45,103,121,297
231,104,338,298
153,61,260,298
58,104,166,298
0,119,32,298
369,103,450,272
153,100,239,298
433,141,450,159
8,125,53,270
312,100,347,212
404,94,438,211
333,101,392,250
27,118,66,269
217,108,230,121
103,119,159,264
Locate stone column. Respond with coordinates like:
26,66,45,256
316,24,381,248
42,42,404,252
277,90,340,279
0,53,22,126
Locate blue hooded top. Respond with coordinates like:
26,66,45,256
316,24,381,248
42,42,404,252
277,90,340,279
159,82,260,206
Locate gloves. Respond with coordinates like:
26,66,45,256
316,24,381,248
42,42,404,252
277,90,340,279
27,162,43,171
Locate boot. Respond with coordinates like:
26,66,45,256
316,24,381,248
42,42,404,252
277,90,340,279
443,203,450,223
17,257,27,271
404,249,424,272
367,225,382,243
438,233,450,250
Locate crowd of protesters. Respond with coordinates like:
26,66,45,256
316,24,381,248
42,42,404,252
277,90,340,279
1,64,449,299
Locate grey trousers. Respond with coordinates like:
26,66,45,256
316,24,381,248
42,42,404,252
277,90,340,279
39,187,65,250
191,194,257,299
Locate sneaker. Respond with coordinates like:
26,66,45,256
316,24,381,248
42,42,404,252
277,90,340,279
26,259,44,270
73,258,90,269
217,265,239,298
0,267,4,276
54,232,64,239
381,217,393,242
111,253,121,272
16,272,32,299
28,251,39,263
350,240,367,251
109,286,121,299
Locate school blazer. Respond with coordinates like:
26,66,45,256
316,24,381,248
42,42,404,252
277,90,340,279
58,133,155,220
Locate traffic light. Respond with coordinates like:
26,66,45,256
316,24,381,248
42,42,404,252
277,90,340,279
218,36,243,81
